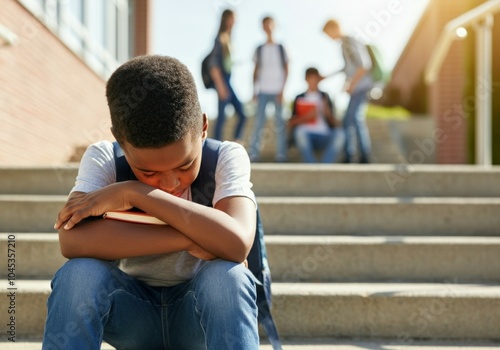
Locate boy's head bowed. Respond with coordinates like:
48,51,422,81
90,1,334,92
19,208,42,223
106,55,203,148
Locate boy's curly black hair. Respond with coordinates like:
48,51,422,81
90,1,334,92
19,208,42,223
106,55,203,148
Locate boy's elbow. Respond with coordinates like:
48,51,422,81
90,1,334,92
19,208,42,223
58,229,81,259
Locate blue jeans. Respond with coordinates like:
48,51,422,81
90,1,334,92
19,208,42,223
294,127,345,163
213,75,247,141
248,93,287,162
343,89,371,162
42,258,258,350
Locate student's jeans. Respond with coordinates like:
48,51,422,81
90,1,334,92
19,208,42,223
294,126,345,163
343,89,372,163
213,74,247,142
42,258,258,350
248,93,287,162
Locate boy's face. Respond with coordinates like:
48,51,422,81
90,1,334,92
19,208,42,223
121,115,208,197
263,19,274,35
306,73,321,90
324,25,340,40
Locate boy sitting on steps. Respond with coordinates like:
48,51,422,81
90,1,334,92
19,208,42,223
43,55,260,350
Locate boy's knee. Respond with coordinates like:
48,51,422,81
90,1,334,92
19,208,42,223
194,260,257,314
53,258,115,291
199,260,255,292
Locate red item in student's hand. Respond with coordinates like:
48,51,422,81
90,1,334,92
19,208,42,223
295,99,317,124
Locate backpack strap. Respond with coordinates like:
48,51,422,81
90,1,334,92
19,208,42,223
278,44,286,68
113,142,137,182
190,138,219,207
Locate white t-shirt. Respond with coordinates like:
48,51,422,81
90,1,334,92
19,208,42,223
71,140,256,286
253,43,288,95
295,91,330,135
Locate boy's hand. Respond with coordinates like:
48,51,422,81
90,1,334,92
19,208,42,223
55,182,138,230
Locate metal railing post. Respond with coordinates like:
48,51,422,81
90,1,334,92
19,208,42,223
474,15,493,167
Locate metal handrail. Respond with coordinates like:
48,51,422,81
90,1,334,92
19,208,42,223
424,0,500,166
424,0,500,84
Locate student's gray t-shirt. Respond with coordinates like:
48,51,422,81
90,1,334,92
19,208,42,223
341,36,374,93
71,140,256,286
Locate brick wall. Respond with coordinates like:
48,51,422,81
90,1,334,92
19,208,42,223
429,0,481,164
0,1,112,165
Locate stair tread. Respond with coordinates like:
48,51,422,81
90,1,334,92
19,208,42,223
1,339,498,350
273,282,500,297
266,235,500,244
257,197,500,203
6,280,500,297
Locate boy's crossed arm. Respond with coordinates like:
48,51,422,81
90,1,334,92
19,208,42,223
55,180,256,263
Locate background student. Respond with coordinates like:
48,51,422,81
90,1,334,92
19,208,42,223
323,19,373,163
288,67,344,163
209,9,247,143
248,16,289,162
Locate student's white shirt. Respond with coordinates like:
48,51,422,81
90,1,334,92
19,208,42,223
253,43,288,95
70,140,256,286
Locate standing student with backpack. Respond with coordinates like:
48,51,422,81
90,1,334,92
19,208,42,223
248,16,289,162
323,19,373,163
43,55,283,349
209,9,247,143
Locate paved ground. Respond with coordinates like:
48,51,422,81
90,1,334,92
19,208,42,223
2,339,499,349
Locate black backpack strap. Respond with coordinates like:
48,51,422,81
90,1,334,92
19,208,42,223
191,138,220,207
253,210,281,350
112,142,137,182
278,44,286,68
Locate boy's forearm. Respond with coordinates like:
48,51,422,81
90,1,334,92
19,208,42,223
58,218,192,260
129,184,255,263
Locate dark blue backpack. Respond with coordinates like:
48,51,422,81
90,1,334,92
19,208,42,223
113,139,282,349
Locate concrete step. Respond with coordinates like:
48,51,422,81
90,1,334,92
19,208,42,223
266,235,500,283
3,281,500,340
2,195,499,234
0,195,65,232
0,166,76,195
3,233,500,283
271,282,500,339
0,234,66,279
251,164,500,197
258,197,500,236
1,164,500,197
2,339,499,350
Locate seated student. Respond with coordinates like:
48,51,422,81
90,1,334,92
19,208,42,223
288,67,344,163
43,55,259,349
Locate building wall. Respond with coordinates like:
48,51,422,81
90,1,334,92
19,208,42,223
428,0,477,164
384,0,490,164
0,0,111,165
0,0,150,165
